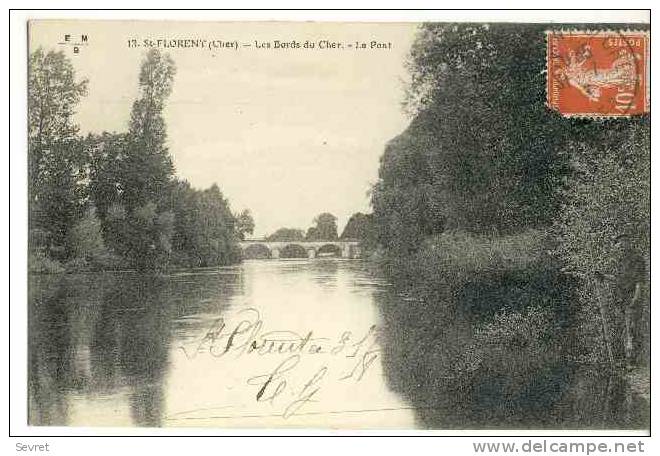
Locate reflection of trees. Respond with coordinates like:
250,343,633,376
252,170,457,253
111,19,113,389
28,276,75,426
376,289,475,429
309,259,339,290
29,274,175,427
29,268,243,427
377,269,649,429
89,274,173,427
29,274,115,425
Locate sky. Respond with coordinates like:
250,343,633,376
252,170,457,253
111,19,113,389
29,21,418,237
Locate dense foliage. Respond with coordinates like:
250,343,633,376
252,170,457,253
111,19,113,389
267,212,342,242
554,119,650,368
305,212,339,241
28,49,88,259
340,212,372,240
372,23,649,426
28,48,249,272
266,228,306,242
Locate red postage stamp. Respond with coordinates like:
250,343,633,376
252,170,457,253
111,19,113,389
546,31,649,117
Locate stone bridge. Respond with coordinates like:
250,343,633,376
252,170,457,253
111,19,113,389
238,239,361,259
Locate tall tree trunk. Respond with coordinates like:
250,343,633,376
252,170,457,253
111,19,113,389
593,278,616,371
624,282,641,369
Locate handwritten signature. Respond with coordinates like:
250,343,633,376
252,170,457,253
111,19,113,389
177,308,380,418
179,307,377,360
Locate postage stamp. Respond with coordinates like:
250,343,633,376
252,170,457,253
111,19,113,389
546,31,649,117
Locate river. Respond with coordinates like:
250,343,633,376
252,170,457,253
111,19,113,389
27,259,649,429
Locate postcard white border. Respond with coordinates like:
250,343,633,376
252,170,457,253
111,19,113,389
3,5,655,455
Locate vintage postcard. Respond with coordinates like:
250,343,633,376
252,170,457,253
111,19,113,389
25,18,650,431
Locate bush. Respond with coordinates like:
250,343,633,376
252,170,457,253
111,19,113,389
28,251,65,274
67,208,108,259
63,256,91,272
420,229,548,275
382,230,563,311
463,307,560,374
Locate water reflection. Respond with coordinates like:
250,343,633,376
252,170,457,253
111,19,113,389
28,276,75,426
375,283,649,430
28,270,242,427
27,261,648,429
28,261,413,428
376,288,569,429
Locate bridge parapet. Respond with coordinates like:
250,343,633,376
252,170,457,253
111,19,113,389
238,240,361,259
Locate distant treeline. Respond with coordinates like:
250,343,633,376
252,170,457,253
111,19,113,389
29,48,254,273
265,212,375,244
371,24,649,425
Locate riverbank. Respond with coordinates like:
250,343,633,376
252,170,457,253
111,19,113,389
28,250,244,275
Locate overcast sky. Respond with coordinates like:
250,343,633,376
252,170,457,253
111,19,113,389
30,21,417,237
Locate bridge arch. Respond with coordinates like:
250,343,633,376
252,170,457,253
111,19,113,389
242,243,272,259
279,244,308,258
316,243,343,258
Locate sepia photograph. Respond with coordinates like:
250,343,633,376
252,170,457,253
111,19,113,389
20,13,650,433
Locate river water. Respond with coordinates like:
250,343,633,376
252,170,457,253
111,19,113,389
28,259,649,429
28,260,416,428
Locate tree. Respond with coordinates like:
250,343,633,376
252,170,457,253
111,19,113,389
68,208,105,258
370,23,650,393
168,179,199,260
305,227,320,241
186,184,238,267
114,49,177,269
28,47,247,272
67,207,108,267
28,48,88,256
307,213,338,241
555,119,650,369
340,212,375,250
372,24,573,251
120,202,175,271
235,209,255,240
87,132,128,221
168,180,242,267
121,49,176,210
266,228,305,242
